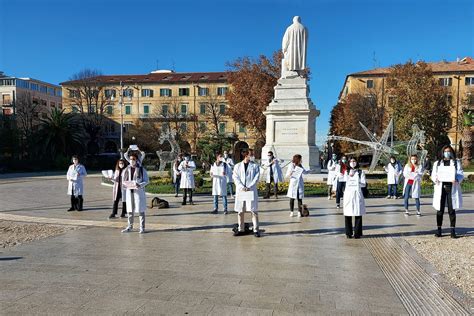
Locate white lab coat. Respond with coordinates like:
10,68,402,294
111,169,126,200
343,170,366,217
402,164,424,199
262,158,283,183
224,157,235,183
233,161,260,213
211,162,231,196
385,162,402,185
178,160,196,189
286,163,309,199
66,164,87,196
172,160,181,184
431,159,463,210
122,165,149,214
326,159,337,185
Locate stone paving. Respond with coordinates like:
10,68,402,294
0,174,472,315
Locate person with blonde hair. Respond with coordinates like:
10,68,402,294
402,155,424,216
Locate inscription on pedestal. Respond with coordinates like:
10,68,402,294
274,121,306,143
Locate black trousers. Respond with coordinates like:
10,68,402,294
437,183,456,227
112,189,126,216
336,181,346,205
183,188,193,204
345,216,362,237
265,176,278,198
70,195,83,211
290,191,302,214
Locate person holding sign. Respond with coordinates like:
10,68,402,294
402,155,424,216
335,155,349,209
121,153,149,234
343,157,367,239
108,158,127,219
178,153,196,205
233,149,261,237
66,155,87,212
286,154,310,217
211,153,231,214
431,145,464,238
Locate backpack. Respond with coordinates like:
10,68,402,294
299,204,310,217
358,170,369,198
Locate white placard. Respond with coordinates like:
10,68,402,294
236,190,254,202
102,170,113,178
291,166,304,179
211,165,225,178
437,165,455,182
123,180,138,190
347,175,359,187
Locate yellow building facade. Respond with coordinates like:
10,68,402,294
338,57,474,151
60,71,259,158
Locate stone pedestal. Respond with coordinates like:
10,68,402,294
262,75,321,173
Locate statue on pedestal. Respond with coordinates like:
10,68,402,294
281,16,308,78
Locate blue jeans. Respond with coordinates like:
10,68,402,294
213,195,228,212
174,176,181,195
404,184,420,211
388,184,397,197
227,182,234,196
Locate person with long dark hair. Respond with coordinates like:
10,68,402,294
431,145,464,238
173,154,183,197
108,158,127,219
286,154,310,217
402,155,423,216
343,157,366,239
335,155,348,209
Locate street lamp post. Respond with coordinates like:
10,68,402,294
119,81,124,158
454,75,461,154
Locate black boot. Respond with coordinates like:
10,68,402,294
68,196,76,211
120,202,127,218
434,227,442,237
450,228,457,239
77,196,83,212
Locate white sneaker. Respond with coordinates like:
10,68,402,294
121,227,132,233
386,195,391,199
327,196,331,200
139,229,145,234
297,212,302,217
290,211,294,217
416,211,421,216
404,209,409,216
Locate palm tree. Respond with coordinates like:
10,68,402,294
461,95,474,167
36,108,85,158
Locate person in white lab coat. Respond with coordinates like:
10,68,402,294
121,153,149,234
108,158,127,219
402,155,424,216
66,156,87,212
326,154,337,200
431,145,464,238
262,151,283,199
384,156,402,199
335,155,349,209
178,154,196,205
233,149,261,237
286,154,310,217
223,151,235,198
343,157,366,239
172,154,183,197
211,153,232,214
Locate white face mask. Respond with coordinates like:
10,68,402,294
350,162,357,168
410,159,417,164
72,159,78,165
119,163,125,168
184,157,190,161
224,154,228,158
130,160,137,167
249,156,255,162
390,159,395,163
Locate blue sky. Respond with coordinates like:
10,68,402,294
1,0,473,146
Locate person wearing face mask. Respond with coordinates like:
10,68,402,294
431,145,464,238
233,149,261,237
109,158,128,219
286,154,310,217
402,155,424,216
211,153,232,214
66,155,87,212
173,154,183,197
384,156,402,199
343,157,366,239
223,151,235,198
326,154,338,200
178,154,196,205
262,151,283,199
121,153,149,234
335,155,348,209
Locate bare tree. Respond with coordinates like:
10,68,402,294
198,84,227,136
65,69,113,153
15,91,41,157
152,95,194,143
